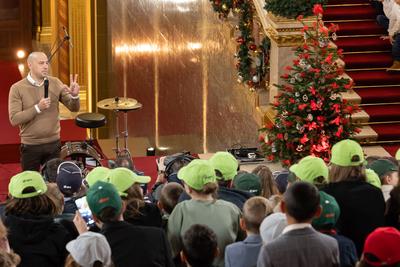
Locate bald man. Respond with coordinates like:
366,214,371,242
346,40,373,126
8,52,80,171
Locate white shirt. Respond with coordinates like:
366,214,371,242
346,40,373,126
383,0,394,18
388,3,400,37
382,184,394,202
27,72,45,87
282,223,312,234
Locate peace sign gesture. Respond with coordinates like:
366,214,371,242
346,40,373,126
63,74,80,97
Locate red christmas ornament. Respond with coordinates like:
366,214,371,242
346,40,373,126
282,159,291,166
298,103,308,110
249,44,257,51
300,134,309,144
236,37,245,44
277,133,284,140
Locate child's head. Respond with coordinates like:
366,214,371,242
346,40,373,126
158,182,184,214
241,197,272,234
361,227,400,267
312,191,340,230
289,156,329,186
369,159,399,186
181,224,218,267
329,139,366,182
178,159,218,197
56,161,83,197
395,0,400,6
281,181,320,223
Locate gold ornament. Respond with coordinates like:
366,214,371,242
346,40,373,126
222,4,228,11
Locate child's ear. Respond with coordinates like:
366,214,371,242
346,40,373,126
239,217,247,232
157,200,163,211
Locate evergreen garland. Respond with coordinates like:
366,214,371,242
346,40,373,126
264,0,327,19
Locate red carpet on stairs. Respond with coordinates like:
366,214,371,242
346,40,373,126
326,0,400,154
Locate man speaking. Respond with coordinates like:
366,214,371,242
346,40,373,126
8,51,80,171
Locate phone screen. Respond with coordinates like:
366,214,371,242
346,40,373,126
75,196,96,227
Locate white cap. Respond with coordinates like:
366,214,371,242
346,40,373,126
260,212,287,244
66,232,112,267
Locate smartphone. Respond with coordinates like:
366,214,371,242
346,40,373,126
75,196,96,228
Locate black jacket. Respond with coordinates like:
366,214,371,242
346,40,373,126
179,187,252,210
321,181,385,255
5,214,71,267
101,221,174,267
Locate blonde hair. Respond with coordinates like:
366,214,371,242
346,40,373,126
252,165,279,198
45,183,64,215
0,250,20,267
329,164,366,183
243,197,272,233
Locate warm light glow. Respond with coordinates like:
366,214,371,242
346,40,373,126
115,43,162,54
157,146,170,151
176,5,190,12
18,63,25,73
16,50,26,59
160,0,197,3
187,42,202,50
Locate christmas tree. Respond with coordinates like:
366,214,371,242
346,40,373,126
259,4,360,166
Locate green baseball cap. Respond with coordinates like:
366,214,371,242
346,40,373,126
312,191,340,229
330,139,365,167
86,167,110,187
209,152,238,180
9,171,47,198
233,173,261,195
86,181,122,216
369,159,398,179
365,169,382,188
289,156,328,184
107,167,151,196
396,149,400,160
177,159,217,190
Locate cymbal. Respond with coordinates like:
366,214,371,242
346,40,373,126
97,97,141,111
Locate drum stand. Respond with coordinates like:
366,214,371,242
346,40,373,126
113,109,134,169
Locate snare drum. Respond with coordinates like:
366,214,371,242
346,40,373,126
60,142,102,168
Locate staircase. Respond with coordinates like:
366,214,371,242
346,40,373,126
325,0,400,155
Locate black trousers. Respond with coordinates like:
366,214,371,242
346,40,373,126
20,140,61,171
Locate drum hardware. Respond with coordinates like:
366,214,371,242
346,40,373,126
97,97,142,170
60,112,107,169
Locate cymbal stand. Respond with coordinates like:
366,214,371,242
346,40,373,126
113,109,134,169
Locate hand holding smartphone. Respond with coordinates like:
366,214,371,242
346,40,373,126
74,196,96,228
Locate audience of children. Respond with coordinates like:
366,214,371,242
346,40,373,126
257,181,340,267
1,135,400,267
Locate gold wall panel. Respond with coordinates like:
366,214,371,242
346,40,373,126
107,0,259,154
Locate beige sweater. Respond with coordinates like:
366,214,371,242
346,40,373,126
8,76,80,145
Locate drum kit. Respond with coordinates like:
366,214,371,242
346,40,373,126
60,97,142,170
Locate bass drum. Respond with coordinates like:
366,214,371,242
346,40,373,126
60,142,102,171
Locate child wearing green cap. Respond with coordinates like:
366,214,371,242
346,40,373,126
167,159,243,267
83,181,174,267
321,139,385,256
312,191,358,267
106,167,162,228
369,158,399,201
5,171,72,267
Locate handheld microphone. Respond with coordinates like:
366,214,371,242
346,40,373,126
44,78,49,98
